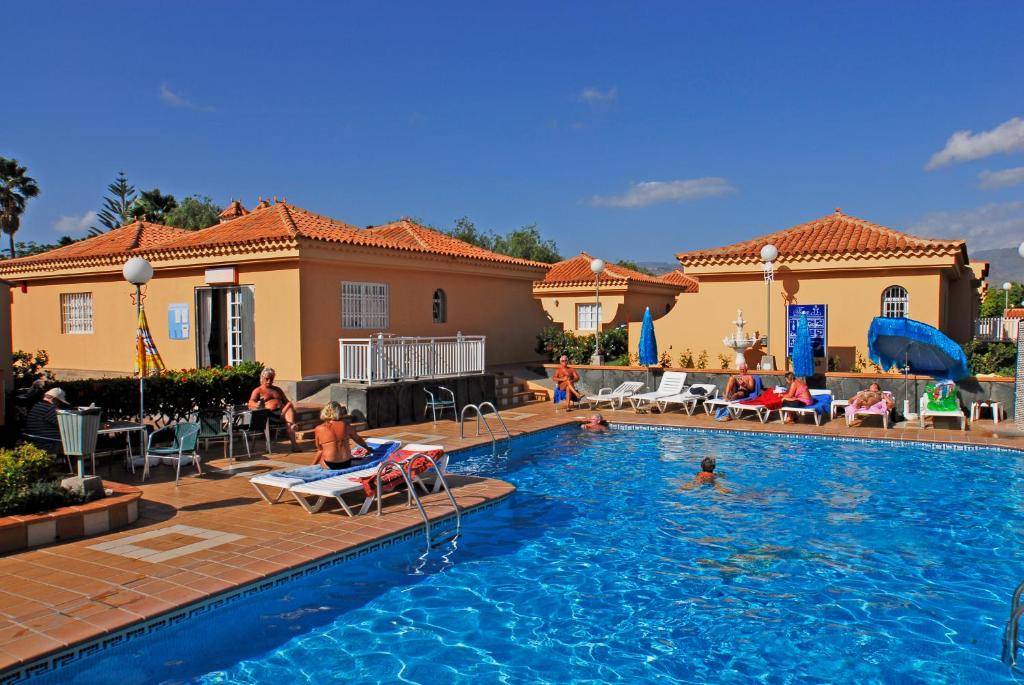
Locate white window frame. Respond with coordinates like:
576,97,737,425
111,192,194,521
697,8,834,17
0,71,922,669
881,285,909,318
60,292,94,334
341,281,389,329
576,303,602,331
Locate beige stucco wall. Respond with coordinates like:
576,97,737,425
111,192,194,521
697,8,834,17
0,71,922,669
536,288,680,334
0,284,11,421
298,246,550,376
628,267,958,370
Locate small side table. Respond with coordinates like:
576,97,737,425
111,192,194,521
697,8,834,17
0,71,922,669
970,401,1003,424
831,399,850,420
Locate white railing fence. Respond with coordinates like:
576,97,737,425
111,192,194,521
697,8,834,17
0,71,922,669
339,335,486,384
975,317,1021,342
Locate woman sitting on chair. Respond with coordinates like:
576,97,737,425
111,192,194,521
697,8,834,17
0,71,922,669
248,367,300,452
779,373,812,424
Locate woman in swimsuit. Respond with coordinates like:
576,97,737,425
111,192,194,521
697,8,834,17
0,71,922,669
248,367,300,451
313,401,371,470
779,373,813,423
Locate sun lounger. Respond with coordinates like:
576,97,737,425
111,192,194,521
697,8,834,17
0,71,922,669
288,444,448,516
250,438,401,504
779,390,833,425
846,391,894,429
656,384,718,415
628,372,688,411
729,384,786,423
919,382,966,431
704,376,763,419
583,381,645,410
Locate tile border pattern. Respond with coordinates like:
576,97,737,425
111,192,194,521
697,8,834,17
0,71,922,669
2,493,512,684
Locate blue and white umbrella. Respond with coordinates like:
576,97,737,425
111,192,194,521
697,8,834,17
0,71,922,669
791,311,815,377
638,307,658,366
868,317,969,381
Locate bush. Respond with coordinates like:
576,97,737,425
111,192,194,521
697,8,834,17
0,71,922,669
535,327,628,365
12,350,54,390
0,443,83,516
42,361,264,422
962,340,1015,376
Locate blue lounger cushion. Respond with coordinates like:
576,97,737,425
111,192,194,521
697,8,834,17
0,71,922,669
260,439,401,484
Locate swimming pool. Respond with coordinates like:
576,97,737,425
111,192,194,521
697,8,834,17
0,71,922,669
35,425,1024,683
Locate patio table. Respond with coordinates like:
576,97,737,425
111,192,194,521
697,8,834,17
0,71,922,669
98,421,148,478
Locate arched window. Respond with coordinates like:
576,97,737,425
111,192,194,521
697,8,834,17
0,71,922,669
881,285,909,318
432,289,447,323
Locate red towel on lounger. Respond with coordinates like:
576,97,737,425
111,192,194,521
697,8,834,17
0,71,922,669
737,389,783,410
357,448,445,497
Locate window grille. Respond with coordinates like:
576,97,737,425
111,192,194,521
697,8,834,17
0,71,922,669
432,289,447,324
341,282,389,329
881,286,909,318
60,292,94,334
576,303,602,331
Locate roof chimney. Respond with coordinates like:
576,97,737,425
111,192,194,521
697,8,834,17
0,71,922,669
254,197,271,210
218,199,249,223
835,207,842,215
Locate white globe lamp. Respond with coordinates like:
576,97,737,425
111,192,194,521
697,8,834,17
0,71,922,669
590,258,606,365
122,257,154,286
760,244,779,263
759,244,779,370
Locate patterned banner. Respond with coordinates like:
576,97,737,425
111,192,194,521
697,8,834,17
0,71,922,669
135,308,166,377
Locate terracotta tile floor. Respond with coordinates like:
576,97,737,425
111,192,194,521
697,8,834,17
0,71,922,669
1,400,1022,675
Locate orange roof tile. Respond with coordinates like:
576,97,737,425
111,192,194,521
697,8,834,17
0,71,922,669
365,219,551,268
676,209,966,267
536,253,692,290
0,221,190,269
1005,308,1024,319
656,269,699,293
218,200,249,221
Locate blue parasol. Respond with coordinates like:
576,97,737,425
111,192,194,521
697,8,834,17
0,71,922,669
791,311,815,377
867,317,969,381
638,306,658,366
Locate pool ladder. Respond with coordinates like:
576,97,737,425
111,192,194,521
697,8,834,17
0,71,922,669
373,452,461,549
1002,581,1024,667
459,402,511,455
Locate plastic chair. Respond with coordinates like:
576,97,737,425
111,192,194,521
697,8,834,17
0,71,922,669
147,422,202,485
423,386,456,422
196,409,232,459
235,409,273,458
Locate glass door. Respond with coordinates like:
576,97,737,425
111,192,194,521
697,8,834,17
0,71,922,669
195,286,255,367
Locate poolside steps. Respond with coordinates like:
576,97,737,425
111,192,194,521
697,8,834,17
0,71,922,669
494,372,550,409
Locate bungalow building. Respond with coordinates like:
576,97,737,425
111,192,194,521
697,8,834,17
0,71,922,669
628,209,986,371
0,200,552,382
533,252,697,334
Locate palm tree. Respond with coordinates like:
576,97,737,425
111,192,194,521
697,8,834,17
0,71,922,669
0,158,41,259
132,188,178,222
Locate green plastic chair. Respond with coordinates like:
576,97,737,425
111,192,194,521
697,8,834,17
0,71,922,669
196,409,232,459
147,422,202,485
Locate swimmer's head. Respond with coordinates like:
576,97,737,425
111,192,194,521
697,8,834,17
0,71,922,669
701,456,716,473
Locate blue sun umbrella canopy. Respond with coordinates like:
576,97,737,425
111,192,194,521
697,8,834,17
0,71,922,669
867,316,970,381
638,306,658,366
791,311,815,377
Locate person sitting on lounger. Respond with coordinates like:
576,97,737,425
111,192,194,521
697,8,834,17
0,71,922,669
844,383,894,422
779,373,813,424
723,363,756,401
312,401,371,470
581,413,610,432
248,367,300,451
553,355,582,405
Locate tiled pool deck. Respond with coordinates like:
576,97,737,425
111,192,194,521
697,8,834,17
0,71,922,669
1,402,1022,680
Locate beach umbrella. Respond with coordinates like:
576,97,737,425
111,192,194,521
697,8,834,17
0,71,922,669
867,317,969,380
135,308,165,377
791,311,815,377
638,306,658,366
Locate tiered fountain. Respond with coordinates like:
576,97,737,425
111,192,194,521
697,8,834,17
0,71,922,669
722,309,767,368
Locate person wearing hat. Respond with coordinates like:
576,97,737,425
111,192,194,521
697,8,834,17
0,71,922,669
25,387,69,451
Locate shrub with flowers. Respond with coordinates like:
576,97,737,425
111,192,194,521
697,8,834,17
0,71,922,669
535,327,628,365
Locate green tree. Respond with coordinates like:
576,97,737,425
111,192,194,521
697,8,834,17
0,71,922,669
615,259,654,275
13,236,76,257
90,171,137,235
447,216,496,250
132,188,178,222
980,282,1024,317
0,157,41,258
164,195,222,229
493,224,561,263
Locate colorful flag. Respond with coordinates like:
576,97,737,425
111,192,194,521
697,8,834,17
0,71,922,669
135,308,165,376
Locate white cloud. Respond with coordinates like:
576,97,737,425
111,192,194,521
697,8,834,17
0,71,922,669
580,86,617,104
925,117,1024,170
159,82,214,111
979,166,1024,190
589,178,737,208
53,210,97,235
912,201,1024,251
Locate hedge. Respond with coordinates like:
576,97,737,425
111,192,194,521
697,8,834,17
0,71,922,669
0,443,83,516
43,361,264,423
535,326,629,365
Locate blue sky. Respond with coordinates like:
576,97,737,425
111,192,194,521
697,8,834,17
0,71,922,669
4,1,1024,260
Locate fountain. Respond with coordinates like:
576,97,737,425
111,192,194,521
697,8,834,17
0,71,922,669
722,309,767,368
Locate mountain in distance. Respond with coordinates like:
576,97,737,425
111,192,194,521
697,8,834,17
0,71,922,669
972,247,1024,285
633,261,679,275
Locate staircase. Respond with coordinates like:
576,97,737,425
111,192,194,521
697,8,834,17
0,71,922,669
494,372,549,409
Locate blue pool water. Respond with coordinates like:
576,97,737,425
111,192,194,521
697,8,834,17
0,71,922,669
37,426,1024,684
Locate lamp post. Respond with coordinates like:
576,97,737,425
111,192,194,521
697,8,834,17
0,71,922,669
122,257,153,426
590,257,605,366
759,244,778,370
1004,282,1013,313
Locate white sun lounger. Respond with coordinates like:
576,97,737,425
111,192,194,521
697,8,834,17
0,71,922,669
656,384,718,415
250,438,401,505
288,444,449,516
846,391,895,429
583,381,645,410
919,394,966,431
726,385,788,423
628,372,688,411
778,389,833,426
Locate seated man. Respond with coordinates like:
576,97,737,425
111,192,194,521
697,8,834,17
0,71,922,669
248,367,300,451
26,388,69,452
552,355,582,405
845,382,893,421
723,363,756,401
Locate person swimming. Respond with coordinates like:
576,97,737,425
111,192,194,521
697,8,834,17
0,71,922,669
681,456,728,493
581,413,610,432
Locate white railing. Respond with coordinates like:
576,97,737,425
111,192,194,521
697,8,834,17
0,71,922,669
339,335,486,384
976,317,1020,342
